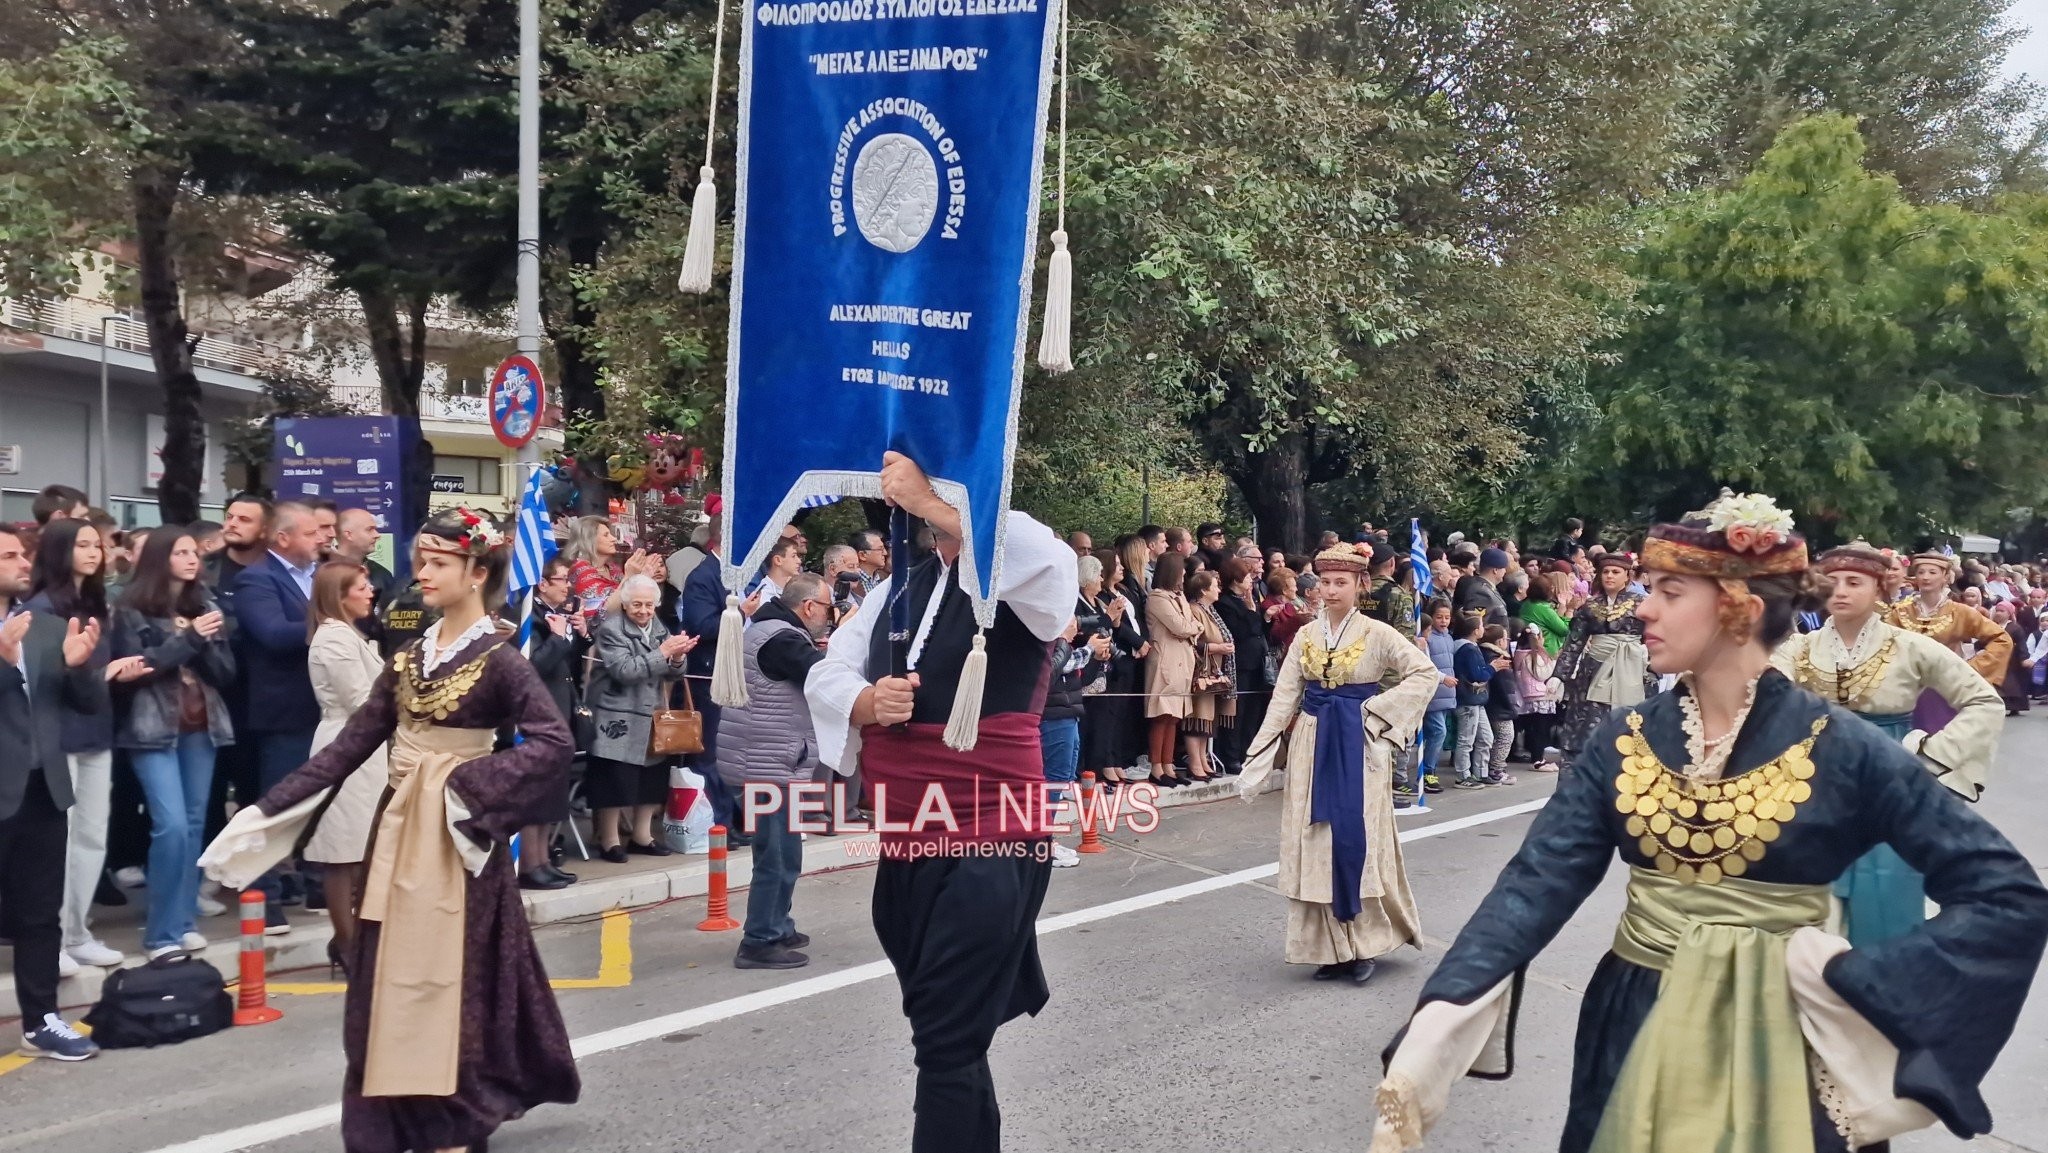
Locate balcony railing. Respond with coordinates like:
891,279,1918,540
331,382,510,425
0,294,288,377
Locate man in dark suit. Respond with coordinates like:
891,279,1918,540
0,524,110,1059
230,500,324,933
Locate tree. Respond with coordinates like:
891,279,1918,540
0,1,260,524
1690,0,2042,203
0,38,142,299
1062,0,1725,551
1575,115,2048,541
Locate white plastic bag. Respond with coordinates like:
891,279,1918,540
663,762,714,855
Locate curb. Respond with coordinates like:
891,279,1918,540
14,770,1284,1014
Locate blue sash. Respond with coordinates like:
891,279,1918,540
1303,682,1383,923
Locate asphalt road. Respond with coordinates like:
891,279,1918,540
4,711,2046,1153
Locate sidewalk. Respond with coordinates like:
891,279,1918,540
3,770,1280,1015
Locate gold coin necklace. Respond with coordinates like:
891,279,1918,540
1613,710,1828,885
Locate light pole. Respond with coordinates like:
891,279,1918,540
514,0,542,478
99,315,116,510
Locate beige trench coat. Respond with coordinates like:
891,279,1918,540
1145,590,1204,719
1239,613,1437,963
302,618,392,864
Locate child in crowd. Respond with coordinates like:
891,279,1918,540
1512,623,1560,771
1450,612,1506,788
1480,624,1518,785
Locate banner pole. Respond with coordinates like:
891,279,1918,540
888,504,912,729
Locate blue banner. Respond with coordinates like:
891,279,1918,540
721,0,1061,620
274,415,424,566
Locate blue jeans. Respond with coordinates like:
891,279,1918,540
131,734,217,950
741,800,803,949
1417,711,1449,779
1039,717,1079,804
250,730,315,906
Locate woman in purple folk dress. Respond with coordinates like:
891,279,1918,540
203,508,577,1153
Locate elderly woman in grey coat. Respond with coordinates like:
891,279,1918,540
587,574,697,862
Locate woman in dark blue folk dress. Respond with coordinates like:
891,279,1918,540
204,509,578,1153
1369,492,2048,1153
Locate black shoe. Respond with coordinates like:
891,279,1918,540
546,865,578,884
725,832,754,849
520,869,572,891
777,930,811,949
734,944,810,970
1312,960,1359,981
627,839,674,857
599,845,629,865
93,872,128,908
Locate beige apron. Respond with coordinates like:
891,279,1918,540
1586,632,1650,707
358,723,494,1098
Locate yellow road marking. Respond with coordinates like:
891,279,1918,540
2,915,632,1079
0,1022,89,1078
268,908,633,996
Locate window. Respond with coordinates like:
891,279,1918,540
431,455,504,496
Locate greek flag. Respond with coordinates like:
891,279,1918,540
509,466,556,597
1410,519,1432,609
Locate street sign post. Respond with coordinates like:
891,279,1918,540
489,354,545,450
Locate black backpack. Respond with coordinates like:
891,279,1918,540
83,952,235,1049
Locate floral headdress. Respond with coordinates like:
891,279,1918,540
1641,490,1807,580
1642,490,1808,641
417,508,508,558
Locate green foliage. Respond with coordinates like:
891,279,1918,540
1576,115,2048,541
1692,0,2042,202
1062,0,1726,547
0,37,142,298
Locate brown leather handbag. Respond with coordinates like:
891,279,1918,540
648,676,705,756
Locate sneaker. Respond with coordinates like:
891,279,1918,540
113,866,146,889
777,930,811,949
1422,775,1444,795
146,944,186,961
1452,777,1487,791
181,932,209,952
1050,842,1081,868
1391,788,1419,808
67,940,124,968
196,893,228,917
57,951,80,979
20,1014,97,1061
733,945,810,970
1488,772,1518,786
264,904,291,936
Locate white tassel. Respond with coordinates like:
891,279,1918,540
941,631,988,752
710,593,749,707
1036,229,1073,373
676,165,718,294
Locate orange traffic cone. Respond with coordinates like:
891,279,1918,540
1076,772,1107,854
232,890,283,1026
697,825,742,931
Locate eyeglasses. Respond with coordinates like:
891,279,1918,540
807,598,834,611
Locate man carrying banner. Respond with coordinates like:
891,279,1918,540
806,452,1074,1153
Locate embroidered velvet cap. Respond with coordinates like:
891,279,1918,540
1907,551,1957,576
1641,490,1808,580
1312,544,1371,574
1818,541,1893,583
1594,552,1636,574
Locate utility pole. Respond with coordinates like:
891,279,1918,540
515,0,542,478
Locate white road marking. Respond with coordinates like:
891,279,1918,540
141,796,1548,1153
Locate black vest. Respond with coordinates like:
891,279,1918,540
866,556,1052,724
